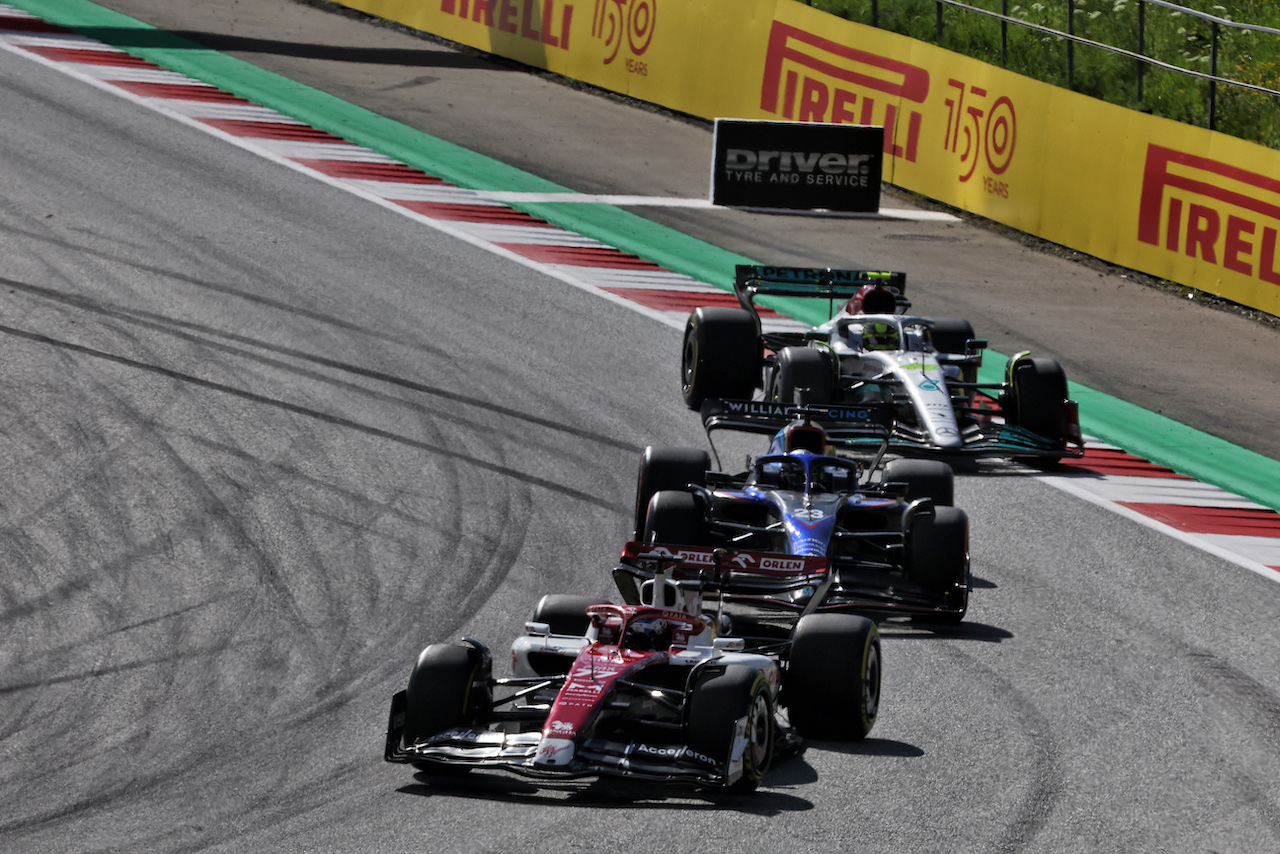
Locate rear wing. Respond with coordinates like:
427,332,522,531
733,265,908,315
701,398,892,449
614,542,832,607
619,541,830,581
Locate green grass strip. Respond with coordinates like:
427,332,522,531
15,0,1280,512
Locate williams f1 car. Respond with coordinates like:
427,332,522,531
680,264,1083,461
633,406,971,623
385,545,880,792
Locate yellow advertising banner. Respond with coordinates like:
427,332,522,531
332,0,1280,317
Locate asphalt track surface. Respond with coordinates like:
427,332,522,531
2,2,1279,852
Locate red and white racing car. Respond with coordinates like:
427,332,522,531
385,544,880,792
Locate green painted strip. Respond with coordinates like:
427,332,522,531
13,0,1280,513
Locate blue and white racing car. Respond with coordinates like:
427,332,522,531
633,406,971,624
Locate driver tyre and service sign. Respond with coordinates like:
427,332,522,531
712,119,884,213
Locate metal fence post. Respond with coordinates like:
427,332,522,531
1210,20,1219,129
1002,0,1008,65
1068,0,1075,88
1137,1,1146,105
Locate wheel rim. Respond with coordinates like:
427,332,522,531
681,335,697,394
863,642,881,721
744,692,772,777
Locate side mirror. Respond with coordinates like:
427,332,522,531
712,637,745,658
966,338,989,354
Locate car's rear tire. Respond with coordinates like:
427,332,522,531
928,318,977,355
642,490,709,546
633,446,709,540
770,346,835,405
681,307,760,410
785,613,880,740
531,594,597,636
882,459,954,506
403,641,491,772
687,665,774,793
906,506,969,623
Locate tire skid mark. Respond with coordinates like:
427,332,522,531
938,645,1066,854
1186,650,1280,841
0,320,621,508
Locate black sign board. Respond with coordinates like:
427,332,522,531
711,119,883,213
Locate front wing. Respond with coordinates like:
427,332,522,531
385,690,758,788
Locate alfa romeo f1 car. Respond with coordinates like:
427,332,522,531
680,264,1084,461
633,406,971,623
384,545,880,792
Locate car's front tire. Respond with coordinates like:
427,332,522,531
906,505,969,623
687,665,774,793
1004,356,1070,456
402,641,491,773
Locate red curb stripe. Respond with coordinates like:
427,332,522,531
0,14,72,33
499,244,666,269
1054,447,1190,479
395,201,553,226
1120,503,1280,537
603,287,782,316
196,118,348,142
108,80,251,103
294,159,446,184
21,45,157,68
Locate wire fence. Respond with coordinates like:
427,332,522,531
809,0,1280,146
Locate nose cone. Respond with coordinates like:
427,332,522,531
533,737,576,768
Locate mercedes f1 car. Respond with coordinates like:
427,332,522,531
384,545,881,792
680,264,1083,461
633,405,970,623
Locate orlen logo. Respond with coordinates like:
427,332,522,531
759,22,929,161
593,0,655,74
1137,144,1280,285
758,556,806,573
440,0,574,49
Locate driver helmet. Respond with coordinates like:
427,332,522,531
624,617,672,652
845,283,897,315
862,321,900,351
781,421,827,454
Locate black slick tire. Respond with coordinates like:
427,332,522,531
681,307,760,410
686,664,774,793
633,446,709,540
785,613,880,740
